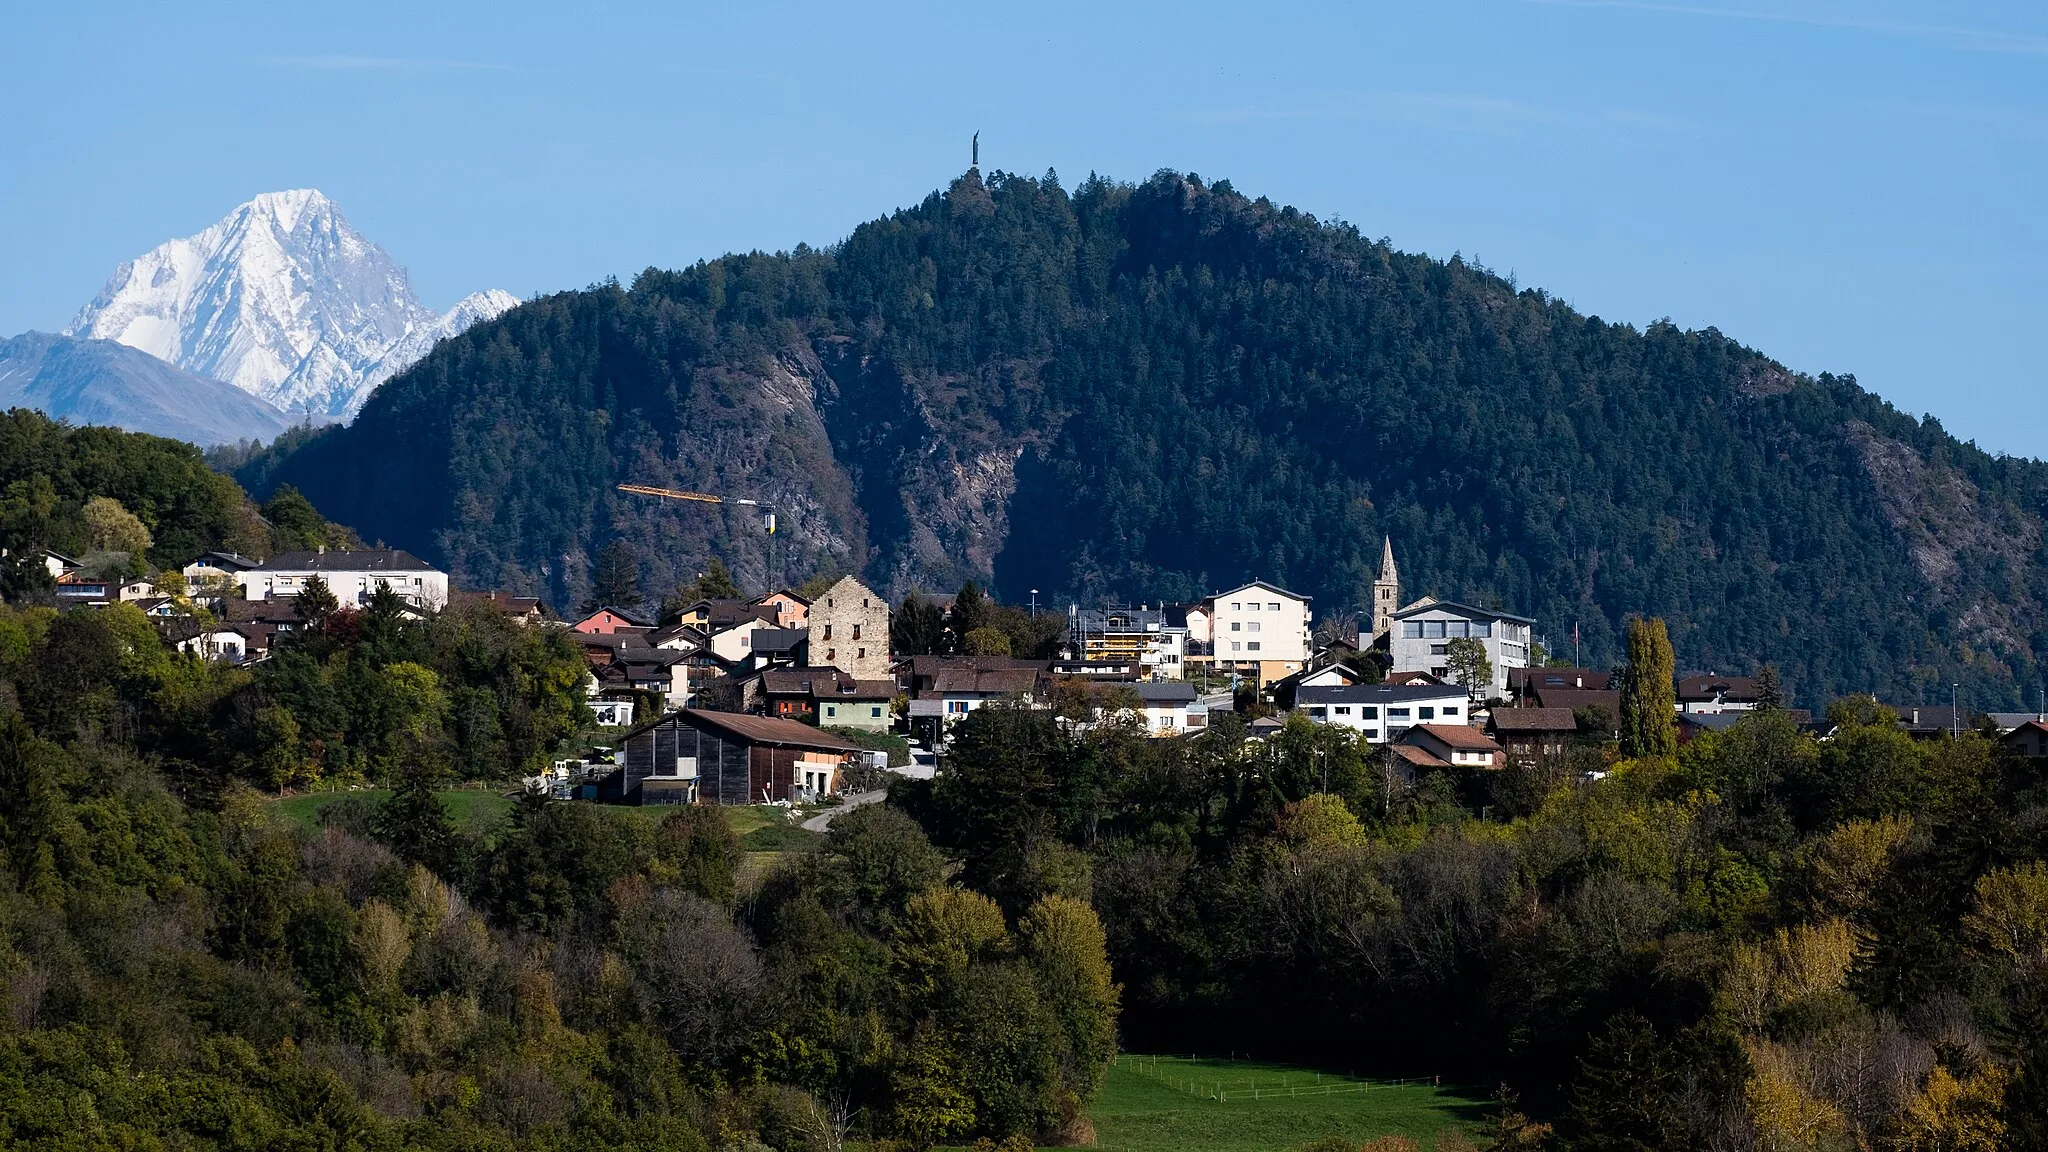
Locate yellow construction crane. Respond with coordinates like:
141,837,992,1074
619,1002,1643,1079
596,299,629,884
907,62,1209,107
615,483,780,586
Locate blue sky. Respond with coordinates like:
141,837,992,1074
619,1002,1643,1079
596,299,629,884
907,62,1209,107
5,1,2044,454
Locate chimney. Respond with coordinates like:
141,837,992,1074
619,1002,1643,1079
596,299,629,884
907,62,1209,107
317,544,325,555
1574,674,1583,689
1912,708,1920,726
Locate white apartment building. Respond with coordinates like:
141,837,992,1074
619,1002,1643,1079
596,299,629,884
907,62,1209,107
1208,580,1312,681
239,548,450,611
1387,598,1533,701
1295,682,1473,743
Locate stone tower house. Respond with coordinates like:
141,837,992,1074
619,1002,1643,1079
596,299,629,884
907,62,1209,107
1371,537,1400,640
808,576,891,680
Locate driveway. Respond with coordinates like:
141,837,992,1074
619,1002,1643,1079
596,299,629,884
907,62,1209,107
801,788,888,832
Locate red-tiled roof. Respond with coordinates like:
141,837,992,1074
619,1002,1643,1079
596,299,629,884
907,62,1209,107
1409,723,1501,751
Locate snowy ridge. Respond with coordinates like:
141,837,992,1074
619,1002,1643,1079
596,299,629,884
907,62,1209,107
64,190,515,420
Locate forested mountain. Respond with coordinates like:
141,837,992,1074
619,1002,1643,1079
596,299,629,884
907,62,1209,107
241,169,2048,706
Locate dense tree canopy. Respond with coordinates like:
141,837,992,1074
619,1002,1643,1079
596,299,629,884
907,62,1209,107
240,170,2048,705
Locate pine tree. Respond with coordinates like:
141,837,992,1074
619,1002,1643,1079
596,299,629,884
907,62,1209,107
1756,663,1785,711
697,557,739,599
1618,617,1677,758
293,574,339,623
585,541,642,612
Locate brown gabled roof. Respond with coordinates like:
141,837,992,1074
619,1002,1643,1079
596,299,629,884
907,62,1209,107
929,666,1042,695
1407,723,1501,751
680,709,863,750
1678,675,1759,702
1391,744,1450,770
761,666,894,699
1490,707,1578,734
1528,688,1621,714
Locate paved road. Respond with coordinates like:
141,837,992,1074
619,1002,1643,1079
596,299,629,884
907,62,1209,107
801,788,888,832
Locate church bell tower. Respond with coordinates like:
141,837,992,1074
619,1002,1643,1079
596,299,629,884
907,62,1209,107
1371,536,1399,640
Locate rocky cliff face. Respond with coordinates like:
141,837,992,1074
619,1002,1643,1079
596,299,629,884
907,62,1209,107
247,170,2048,704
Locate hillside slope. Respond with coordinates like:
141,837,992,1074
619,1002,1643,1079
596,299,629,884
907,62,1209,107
0,332,292,446
244,170,2048,705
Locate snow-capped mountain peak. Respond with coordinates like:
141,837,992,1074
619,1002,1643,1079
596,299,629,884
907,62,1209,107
64,190,514,420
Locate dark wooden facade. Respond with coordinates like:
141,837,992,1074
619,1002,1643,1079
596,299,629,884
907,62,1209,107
619,709,859,805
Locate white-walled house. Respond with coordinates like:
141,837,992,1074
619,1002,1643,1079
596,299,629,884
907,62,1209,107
177,627,251,661
239,549,450,611
1387,598,1533,701
1207,580,1312,682
1295,682,1473,744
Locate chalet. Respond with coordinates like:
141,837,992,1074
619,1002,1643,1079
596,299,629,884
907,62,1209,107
175,627,252,661
1510,667,1612,702
738,627,808,672
181,551,256,595
117,578,157,602
585,642,690,707
240,549,450,611
1129,681,1201,735
573,606,654,636
906,660,1045,741
705,616,776,663
615,709,863,805
760,667,896,731
54,573,112,603
1489,707,1578,760
1522,687,1623,735
1271,660,1363,710
453,590,547,624
1393,724,1504,770
672,598,780,631
1678,675,1759,715
1295,682,1470,743
751,590,811,628
2000,720,2048,758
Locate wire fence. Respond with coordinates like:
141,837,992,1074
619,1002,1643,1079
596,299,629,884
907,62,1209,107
1118,1054,1442,1102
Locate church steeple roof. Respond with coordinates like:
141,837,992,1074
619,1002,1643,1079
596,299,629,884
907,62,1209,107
1377,537,1398,584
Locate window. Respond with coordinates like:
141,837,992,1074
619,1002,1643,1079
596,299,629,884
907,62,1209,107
1473,622,1492,637
1247,642,1261,651
1361,707,1379,719
1308,707,1327,718
862,598,869,608
826,705,838,717
743,635,752,648
1269,602,1280,611
1429,644,1447,655
1231,641,1242,652
827,598,835,607
1230,602,1241,610
1443,705,1460,716
1403,622,1423,638
852,624,862,640
1230,622,1241,632
1420,706,1435,720
948,700,969,714
1423,621,1446,639
1247,621,1261,633
826,648,836,662
871,706,883,718
1364,728,1382,740
1447,620,1469,638
1389,707,1411,718
1334,706,1351,716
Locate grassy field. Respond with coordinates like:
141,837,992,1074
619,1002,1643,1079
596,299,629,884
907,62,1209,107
1083,1055,1491,1152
